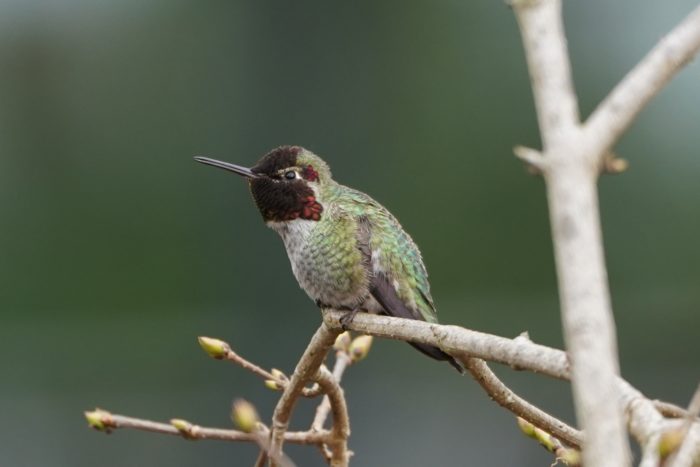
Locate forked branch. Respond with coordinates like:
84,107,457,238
268,324,341,465
510,1,700,465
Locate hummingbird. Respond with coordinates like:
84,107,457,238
195,146,462,372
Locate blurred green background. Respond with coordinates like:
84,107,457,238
1,1,698,466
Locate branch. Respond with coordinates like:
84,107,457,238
314,366,351,466
654,400,700,420
198,336,323,398
84,409,330,445
513,145,547,173
671,425,700,467
311,351,352,433
269,323,340,465
198,336,278,381
230,399,296,467
323,311,700,461
462,356,582,449
323,311,569,379
615,378,665,447
512,1,629,465
669,383,700,467
584,5,700,159
253,432,296,467
511,1,700,463
517,417,581,466
511,0,580,148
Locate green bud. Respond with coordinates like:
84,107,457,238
84,408,112,432
197,336,230,359
516,417,537,438
534,427,557,452
170,418,192,432
232,399,260,433
558,448,582,466
333,331,352,352
265,379,282,391
349,335,373,362
658,428,685,458
170,418,198,439
608,158,629,173
270,368,287,382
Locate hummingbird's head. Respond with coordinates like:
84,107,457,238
194,146,332,223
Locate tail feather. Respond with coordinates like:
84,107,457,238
370,273,464,373
409,341,464,373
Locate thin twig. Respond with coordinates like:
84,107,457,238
517,417,581,466
461,356,582,449
584,4,700,161
655,400,700,420
251,429,296,467
311,351,352,433
205,337,324,398
84,410,330,444
222,345,280,382
314,365,351,467
269,323,340,466
513,145,547,172
254,451,268,467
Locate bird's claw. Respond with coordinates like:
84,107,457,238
339,309,359,331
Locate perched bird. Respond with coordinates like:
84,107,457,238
195,146,462,372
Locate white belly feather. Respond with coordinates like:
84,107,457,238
266,218,375,310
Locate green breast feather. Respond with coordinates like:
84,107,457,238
329,186,438,323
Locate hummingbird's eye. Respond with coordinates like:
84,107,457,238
284,170,297,180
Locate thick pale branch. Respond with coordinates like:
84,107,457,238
671,425,700,467
584,4,700,158
462,356,582,449
544,167,629,467
616,379,665,446
617,376,670,467
513,1,629,465
512,0,580,149
269,323,340,465
669,383,700,467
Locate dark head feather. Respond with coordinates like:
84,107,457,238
251,146,301,176
249,146,323,222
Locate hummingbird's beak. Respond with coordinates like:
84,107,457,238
193,156,259,178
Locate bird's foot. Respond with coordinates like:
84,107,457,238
339,309,359,331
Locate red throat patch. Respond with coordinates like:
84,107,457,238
300,196,323,221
